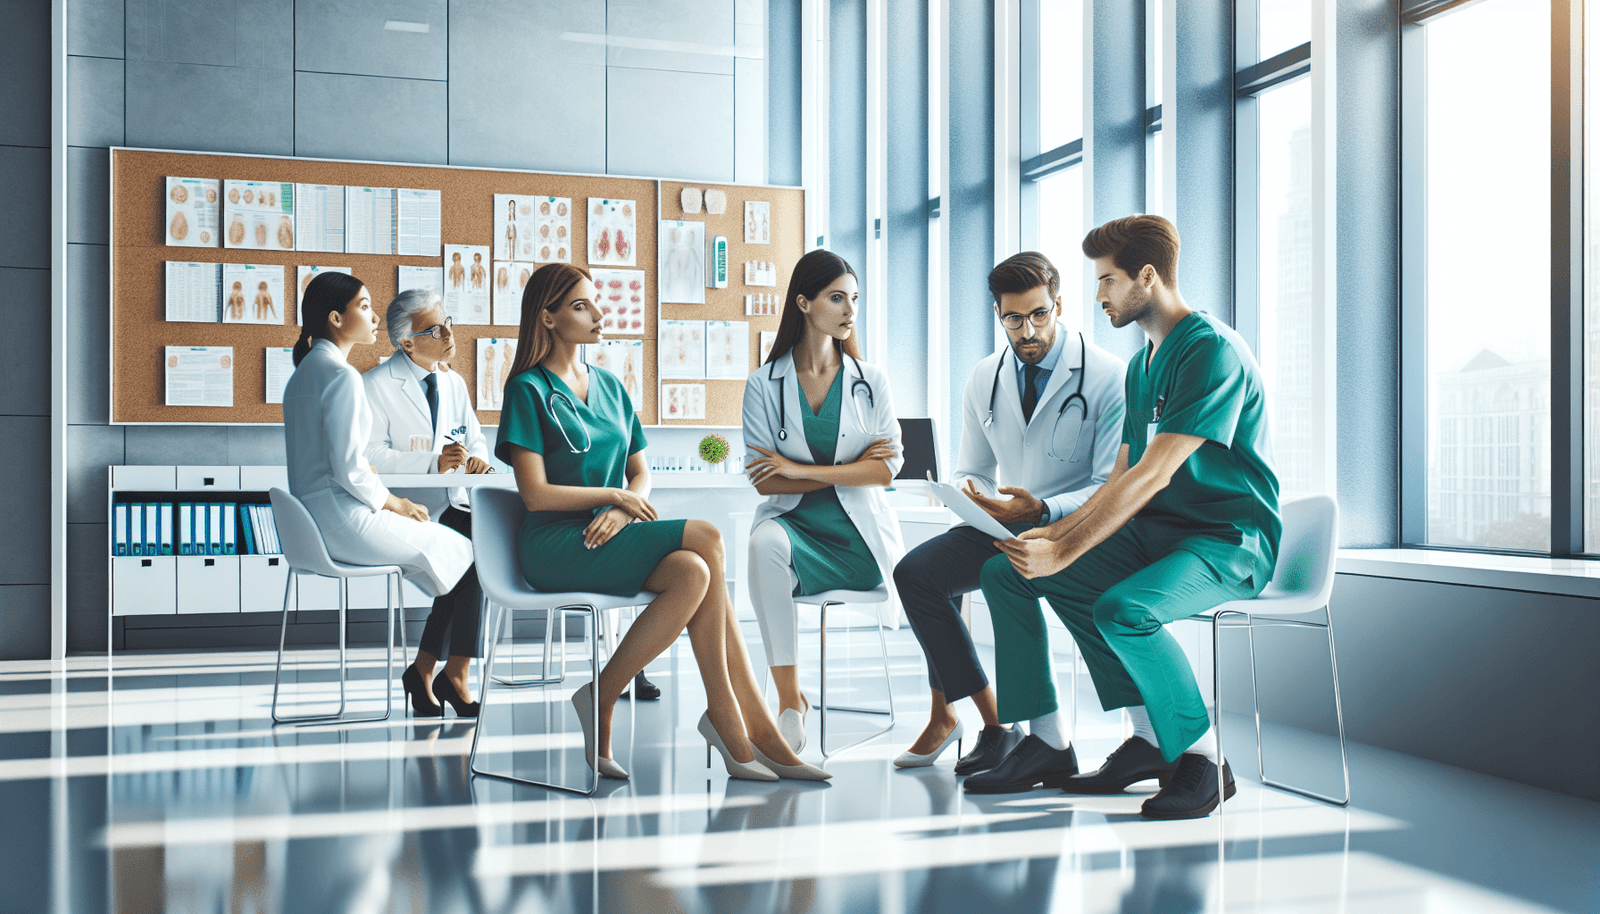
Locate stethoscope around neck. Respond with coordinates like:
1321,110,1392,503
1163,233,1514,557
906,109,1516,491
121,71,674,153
984,332,1090,462
771,351,873,441
537,365,593,454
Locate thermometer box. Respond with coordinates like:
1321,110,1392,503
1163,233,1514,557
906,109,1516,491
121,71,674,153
708,235,729,289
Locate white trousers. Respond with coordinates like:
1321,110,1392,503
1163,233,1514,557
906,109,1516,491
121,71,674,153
748,520,803,667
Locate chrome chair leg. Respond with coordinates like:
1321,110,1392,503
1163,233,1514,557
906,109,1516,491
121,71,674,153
493,607,568,688
272,571,397,727
818,601,897,760
1251,606,1351,806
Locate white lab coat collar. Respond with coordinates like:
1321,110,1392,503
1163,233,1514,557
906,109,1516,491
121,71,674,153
382,349,435,430
998,323,1083,429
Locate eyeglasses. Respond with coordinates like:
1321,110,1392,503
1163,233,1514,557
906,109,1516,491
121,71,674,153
406,317,453,340
998,308,1054,331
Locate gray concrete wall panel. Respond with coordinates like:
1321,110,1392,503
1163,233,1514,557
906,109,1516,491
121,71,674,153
606,68,735,181
294,72,448,165
607,0,737,76
295,0,448,81
0,0,51,148
124,60,294,155
0,146,52,269
0,267,52,417
0,417,51,584
68,244,111,426
126,0,292,70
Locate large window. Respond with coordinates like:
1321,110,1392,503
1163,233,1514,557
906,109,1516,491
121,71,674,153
1037,167,1084,282
1038,0,1083,153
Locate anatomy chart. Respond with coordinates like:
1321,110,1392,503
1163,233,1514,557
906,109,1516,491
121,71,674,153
165,177,220,248
221,264,285,325
264,347,295,405
587,339,644,409
398,265,444,299
660,383,705,421
164,262,221,323
294,184,346,253
744,201,771,244
396,188,442,257
444,244,492,325
497,195,573,264
658,320,706,379
587,198,637,267
165,346,234,408
759,331,778,366
223,180,295,252
476,337,517,410
345,186,396,255
704,321,749,380
658,220,706,304
590,269,647,335
296,265,350,325
492,261,533,326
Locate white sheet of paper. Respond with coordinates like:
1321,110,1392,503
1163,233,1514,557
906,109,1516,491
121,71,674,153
399,265,444,299
658,220,706,303
444,244,491,325
591,268,647,335
492,261,533,326
658,319,706,379
165,177,220,247
396,188,442,256
588,339,644,409
164,262,221,323
660,383,705,421
221,264,285,325
476,338,517,410
704,320,748,379
295,265,351,325
587,198,637,266
759,330,777,366
222,180,295,251
294,184,346,252
264,348,294,404
345,186,396,255
744,200,770,245
930,480,1016,542
165,346,234,407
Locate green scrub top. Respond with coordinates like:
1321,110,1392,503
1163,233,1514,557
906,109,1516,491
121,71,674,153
495,365,686,596
1122,311,1281,585
773,368,883,595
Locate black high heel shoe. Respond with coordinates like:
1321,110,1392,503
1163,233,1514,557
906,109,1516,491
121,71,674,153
433,673,481,719
402,664,443,718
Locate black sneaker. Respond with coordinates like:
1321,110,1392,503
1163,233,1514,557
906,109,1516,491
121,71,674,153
1059,737,1179,795
953,724,1025,776
962,735,1079,794
1140,754,1235,820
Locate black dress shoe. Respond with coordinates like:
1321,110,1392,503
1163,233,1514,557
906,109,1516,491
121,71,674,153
962,735,1079,794
1059,736,1179,794
401,663,442,718
623,671,661,701
1140,754,1235,820
953,725,1024,776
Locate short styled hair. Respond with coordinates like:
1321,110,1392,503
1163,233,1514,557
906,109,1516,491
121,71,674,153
1081,214,1181,287
987,251,1060,304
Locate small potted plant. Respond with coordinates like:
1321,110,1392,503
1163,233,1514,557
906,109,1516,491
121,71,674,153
698,433,732,473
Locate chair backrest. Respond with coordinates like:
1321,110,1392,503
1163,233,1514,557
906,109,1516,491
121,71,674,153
1260,493,1339,607
268,488,342,577
470,486,534,606
895,417,940,482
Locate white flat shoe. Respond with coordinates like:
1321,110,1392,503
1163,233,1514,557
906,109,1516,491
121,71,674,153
893,720,966,769
698,712,778,781
777,695,810,753
572,683,629,780
751,744,832,781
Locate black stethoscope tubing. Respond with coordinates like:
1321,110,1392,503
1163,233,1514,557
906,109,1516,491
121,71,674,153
985,332,1088,428
537,365,593,453
771,352,872,441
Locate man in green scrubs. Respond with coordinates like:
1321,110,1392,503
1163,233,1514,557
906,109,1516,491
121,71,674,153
977,214,1279,819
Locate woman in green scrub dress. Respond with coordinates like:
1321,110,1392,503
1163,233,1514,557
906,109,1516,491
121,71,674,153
496,264,826,782
742,250,907,752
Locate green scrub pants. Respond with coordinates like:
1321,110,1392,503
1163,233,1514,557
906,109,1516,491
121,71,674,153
979,521,1261,762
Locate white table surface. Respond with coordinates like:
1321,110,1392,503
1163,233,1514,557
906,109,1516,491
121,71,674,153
380,471,753,490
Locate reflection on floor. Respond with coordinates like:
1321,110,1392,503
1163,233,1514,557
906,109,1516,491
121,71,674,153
3,622,1597,914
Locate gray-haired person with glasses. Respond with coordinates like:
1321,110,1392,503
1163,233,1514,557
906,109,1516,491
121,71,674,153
363,288,493,719
890,252,1126,787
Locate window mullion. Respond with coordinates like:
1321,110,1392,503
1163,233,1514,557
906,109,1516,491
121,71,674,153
1551,0,1582,555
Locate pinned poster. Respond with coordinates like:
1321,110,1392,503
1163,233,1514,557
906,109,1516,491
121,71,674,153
398,265,444,299
396,188,442,256
658,319,705,379
476,337,517,410
660,384,705,421
591,269,647,335
588,339,644,409
658,220,706,304
222,180,295,251
221,264,285,325
165,347,234,408
345,186,396,254
492,262,533,326
165,177,220,247
587,198,636,267
444,244,491,325
497,195,572,263
295,266,351,325
294,184,346,252
705,320,749,380
264,348,295,404
759,330,778,366
165,261,221,323
744,200,771,244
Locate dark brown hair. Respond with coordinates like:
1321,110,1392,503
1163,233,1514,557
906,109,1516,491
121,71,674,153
1081,214,1181,287
507,263,594,378
765,249,863,364
987,251,1060,304
292,271,367,366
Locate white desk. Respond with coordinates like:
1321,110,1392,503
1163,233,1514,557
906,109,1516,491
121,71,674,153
380,471,749,490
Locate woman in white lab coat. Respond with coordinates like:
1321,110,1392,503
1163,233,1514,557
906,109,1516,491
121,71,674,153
742,249,907,752
282,272,473,640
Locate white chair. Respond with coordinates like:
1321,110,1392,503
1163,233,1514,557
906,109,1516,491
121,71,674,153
467,486,655,795
268,488,408,726
800,585,898,759
1197,493,1348,807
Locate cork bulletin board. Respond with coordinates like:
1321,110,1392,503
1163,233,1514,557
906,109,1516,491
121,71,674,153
108,147,803,427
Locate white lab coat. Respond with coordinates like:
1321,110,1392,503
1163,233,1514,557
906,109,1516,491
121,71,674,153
742,351,907,627
283,339,472,597
955,324,1127,523
362,350,489,517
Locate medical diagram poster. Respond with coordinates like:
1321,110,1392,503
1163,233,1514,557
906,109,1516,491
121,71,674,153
587,340,644,409
587,198,636,266
660,384,705,421
164,262,221,323
223,180,295,251
221,264,284,325
705,321,748,379
165,177,220,247
492,262,533,326
658,320,705,379
591,269,647,335
477,338,516,410
444,244,491,325
165,346,233,408
658,220,706,304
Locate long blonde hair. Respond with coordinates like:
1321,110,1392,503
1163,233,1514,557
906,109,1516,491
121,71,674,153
765,249,863,364
507,263,593,378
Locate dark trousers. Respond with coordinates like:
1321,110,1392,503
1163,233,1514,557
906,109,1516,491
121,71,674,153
893,524,1014,702
418,507,483,659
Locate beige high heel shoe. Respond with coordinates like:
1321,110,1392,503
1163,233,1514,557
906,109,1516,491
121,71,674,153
698,712,777,781
572,683,629,780
751,742,832,780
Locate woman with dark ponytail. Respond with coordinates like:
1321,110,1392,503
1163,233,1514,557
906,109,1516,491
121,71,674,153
282,273,473,622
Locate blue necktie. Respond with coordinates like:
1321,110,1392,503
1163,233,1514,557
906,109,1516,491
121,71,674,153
422,372,439,431
1022,364,1042,423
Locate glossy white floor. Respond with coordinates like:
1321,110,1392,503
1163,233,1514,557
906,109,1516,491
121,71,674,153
3,621,1596,914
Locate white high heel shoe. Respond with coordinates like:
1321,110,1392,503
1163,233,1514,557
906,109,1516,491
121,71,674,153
571,683,629,780
893,719,966,769
776,695,810,753
698,712,778,781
